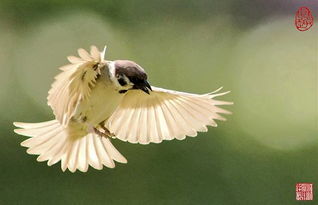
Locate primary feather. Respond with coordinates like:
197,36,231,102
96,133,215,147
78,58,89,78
106,87,232,144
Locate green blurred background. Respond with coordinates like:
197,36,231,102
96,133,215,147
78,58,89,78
0,0,317,204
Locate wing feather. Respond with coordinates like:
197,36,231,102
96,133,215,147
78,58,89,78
67,56,84,64
138,101,149,144
47,46,105,125
167,96,197,137
90,46,100,61
164,99,187,140
177,98,209,127
172,98,199,137
154,100,169,141
128,104,142,143
106,86,232,144
157,96,177,140
78,48,93,61
149,103,160,142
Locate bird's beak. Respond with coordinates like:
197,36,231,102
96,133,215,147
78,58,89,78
141,80,152,95
145,80,152,91
140,87,150,94
133,80,152,95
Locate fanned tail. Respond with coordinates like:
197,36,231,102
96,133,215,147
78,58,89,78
13,120,127,172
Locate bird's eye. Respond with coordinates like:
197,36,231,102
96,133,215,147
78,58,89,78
117,78,127,86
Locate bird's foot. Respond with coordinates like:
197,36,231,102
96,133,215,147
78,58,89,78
99,123,115,138
93,127,110,138
93,123,115,138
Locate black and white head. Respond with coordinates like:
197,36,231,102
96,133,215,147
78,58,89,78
107,60,152,94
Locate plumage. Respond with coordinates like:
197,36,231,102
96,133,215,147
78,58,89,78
90,45,100,61
105,87,232,144
67,56,84,64
13,45,232,172
15,120,126,172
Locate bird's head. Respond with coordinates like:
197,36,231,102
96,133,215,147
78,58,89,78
107,60,152,94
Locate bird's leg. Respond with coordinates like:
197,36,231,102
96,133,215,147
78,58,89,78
91,121,115,138
86,122,109,138
99,121,115,137
93,127,109,138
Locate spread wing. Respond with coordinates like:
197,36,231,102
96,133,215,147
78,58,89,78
47,46,106,126
106,86,232,144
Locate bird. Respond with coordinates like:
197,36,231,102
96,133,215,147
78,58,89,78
13,45,233,172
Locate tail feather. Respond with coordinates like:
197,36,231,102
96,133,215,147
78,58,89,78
37,131,66,162
76,135,89,171
25,127,64,154
94,136,115,168
14,122,60,137
14,120,127,172
85,133,103,170
102,137,127,163
14,120,57,129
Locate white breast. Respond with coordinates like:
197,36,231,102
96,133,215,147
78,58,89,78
74,74,124,128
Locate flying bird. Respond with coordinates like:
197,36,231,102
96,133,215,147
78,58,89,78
13,46,232,172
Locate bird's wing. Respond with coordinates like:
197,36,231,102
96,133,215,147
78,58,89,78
105,86,232,144
47,46,107,126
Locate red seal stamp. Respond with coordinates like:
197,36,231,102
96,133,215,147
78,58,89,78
295,7,314,31
296,183,313,200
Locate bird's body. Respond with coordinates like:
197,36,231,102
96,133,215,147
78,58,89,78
74,69,123,129
14,46,232,172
